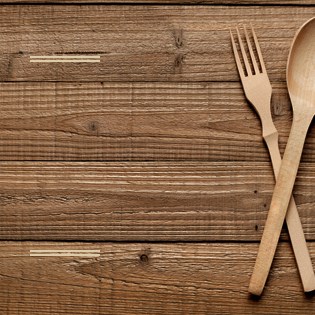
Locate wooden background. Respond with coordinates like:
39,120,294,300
0,1,314,314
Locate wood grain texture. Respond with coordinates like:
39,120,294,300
2,0,315,4
0,5,314,82
0,161,315,241
0,1,313,313
0,241,315,314
1,81,315,162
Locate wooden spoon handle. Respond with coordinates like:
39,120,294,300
264,131,315,292
249,113,313,296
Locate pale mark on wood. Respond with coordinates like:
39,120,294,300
29,249,101,257
30,55,101,63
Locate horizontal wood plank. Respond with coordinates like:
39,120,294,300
1,82,315,162
0,161,315,241
3,0,315,4
0,5,314,82
0,241,315,314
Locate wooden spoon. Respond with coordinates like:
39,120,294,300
249,17,315,296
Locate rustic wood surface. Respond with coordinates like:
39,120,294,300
3,0,315,4
0,82,311,162
0,6,314,82
0,1,314,313
0,242,315,315
0,161,315,241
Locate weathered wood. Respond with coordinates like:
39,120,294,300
0,5,314,82
0,161,315,241
0,241,315,314
1,81,315,162
3,0,315,4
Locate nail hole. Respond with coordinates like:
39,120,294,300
140,254,149,263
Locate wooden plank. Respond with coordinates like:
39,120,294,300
1,81,315,162
2,0,315,4
0,5,314,82
0,161,314,241
0,241,315,314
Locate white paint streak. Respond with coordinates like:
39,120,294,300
30,55,101,63
30,249,101,257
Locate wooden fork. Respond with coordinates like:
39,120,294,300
230,25,315,293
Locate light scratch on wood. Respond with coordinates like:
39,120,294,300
30,55,101,63
30,249,101,257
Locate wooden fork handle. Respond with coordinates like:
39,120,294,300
249,113,313,296
264,131,315,293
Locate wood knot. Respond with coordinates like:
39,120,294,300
271,90,291,117
273,102,283,116
140,254,149,263
173,29,184,48
139,249,151,264
174,53,185,73
88,121,99,133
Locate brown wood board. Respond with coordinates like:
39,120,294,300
0,242,315,314
0,6,313,82
0,161,314,241
1,0,315,4
1,82,315,162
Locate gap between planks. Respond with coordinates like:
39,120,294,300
2,0,315,4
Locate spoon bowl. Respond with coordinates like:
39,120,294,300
287,17,315,111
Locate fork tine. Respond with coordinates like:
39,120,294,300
243,25,260,75
230,29,245,79
236,26,252,76
251,24,266,73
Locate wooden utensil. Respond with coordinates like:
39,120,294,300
249,17,315,296
230,25,315,294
